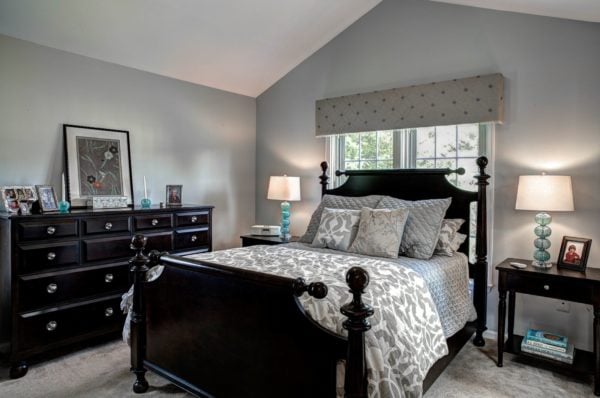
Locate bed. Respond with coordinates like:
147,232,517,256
127,156,489,398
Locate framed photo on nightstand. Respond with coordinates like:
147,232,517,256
557,236,592,272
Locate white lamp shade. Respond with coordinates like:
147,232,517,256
267,176,301,201
515,175,574,211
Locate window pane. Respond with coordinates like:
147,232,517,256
377,160,393,169
344,161,359,170
435,158,456,169
416,127,435,158
344,134,360,161
457,158,479,191
435,125,457,158
361,133,377,159
416,159,435,168
361,160,377,170
378,131,393,160
457,124,479,157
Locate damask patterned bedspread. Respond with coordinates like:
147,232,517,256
188,245,448,398
286,242,477,337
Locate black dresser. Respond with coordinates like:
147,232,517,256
0,204,213,378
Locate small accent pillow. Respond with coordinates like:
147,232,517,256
451,232,468,253
299,194,383,243
435,219,466,256
311,208,361,251
376,196,451,259
348,207,409,258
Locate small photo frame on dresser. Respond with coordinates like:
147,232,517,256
36,185,59,213
557,236,592,272
166,185,182,206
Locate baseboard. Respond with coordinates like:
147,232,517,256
483,330,498,341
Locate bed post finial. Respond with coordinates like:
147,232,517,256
473,156,489,347
129,234,150,393
320,161,329,197
341,267,373,398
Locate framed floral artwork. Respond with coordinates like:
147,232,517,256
64,124,134,208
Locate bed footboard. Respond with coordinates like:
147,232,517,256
129,235,373,398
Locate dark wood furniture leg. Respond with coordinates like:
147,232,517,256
497,289,507,367
595,305,600,396
9,361,28,379
507,290,515,346
130,235,149,393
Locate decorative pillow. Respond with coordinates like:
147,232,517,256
451,232,468,252
376,196,451,259
311,208,361,251
435,219,466,256
348,207,409,258
299,194,383,243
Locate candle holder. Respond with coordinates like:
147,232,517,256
58,200,70,213
141,198,152,208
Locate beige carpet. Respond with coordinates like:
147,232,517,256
0,339,594,397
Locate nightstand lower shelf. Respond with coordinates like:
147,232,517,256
505,335,594,377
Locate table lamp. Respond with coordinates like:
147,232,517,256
267,175,301,240
515,174,574,268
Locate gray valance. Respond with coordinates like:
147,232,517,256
316,73,504,136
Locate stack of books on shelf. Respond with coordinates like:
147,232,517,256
521,329,574,364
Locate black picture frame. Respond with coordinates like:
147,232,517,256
166,185,182,206
36,185,59,213
557,236,592,272
63,124,134,208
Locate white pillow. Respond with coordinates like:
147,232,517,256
311,208,361,251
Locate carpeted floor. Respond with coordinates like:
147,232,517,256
0,338,594,397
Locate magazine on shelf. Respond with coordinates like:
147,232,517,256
521,340,574,364
525,328,568,349
525,338,567,353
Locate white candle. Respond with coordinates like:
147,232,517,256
61,173,66,202
143,176,148,199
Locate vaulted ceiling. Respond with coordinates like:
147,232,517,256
0,0,597,98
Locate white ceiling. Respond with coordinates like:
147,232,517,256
0,1,597,98
431,0,600,23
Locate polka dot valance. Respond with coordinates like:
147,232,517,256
315,73,504,136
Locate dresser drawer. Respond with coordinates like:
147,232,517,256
82,216,131,235
18,264,129,311
146,231,174,252
83,236,132,263
507,273,594,304
16,295,124,352
175,211,210,228
17,220,78,241
17,242,80,274
134,214,173,231
174,228,209,250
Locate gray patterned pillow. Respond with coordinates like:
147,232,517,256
299,194,383,243
434,219,465,256
311,208,361,251
451,232,468,252
348,208,409,258
376,196,451,259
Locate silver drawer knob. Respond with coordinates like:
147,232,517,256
151,219,159,226
191,216,198,223
104,307,114,317
104,273,114,283
46,283,58,294
47,252,56,261
47,226,56,235
544,284,550,291
104,222,113,230
46,321,57,331
191,235,198,243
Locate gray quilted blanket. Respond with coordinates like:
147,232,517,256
188,245,448,398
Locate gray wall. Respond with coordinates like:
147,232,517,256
256,0,600,349
0,34,256,250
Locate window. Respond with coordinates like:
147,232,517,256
329,123,490,192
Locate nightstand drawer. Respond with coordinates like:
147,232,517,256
507,273,595,304
18,220,78,241
18,242,80,274
82,216,131,235
17,264,128,311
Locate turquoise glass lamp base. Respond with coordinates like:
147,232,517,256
280,201,291,241
532,212,552,269
58,201,70,214
141,198,152,209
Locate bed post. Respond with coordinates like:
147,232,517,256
130,235,150,393
473,156,490,347
341,267,374,398
320,161,329,197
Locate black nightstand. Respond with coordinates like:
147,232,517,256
496,258,600,396
240,235,299,247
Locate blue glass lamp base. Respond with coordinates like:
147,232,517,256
141,198,152,208
58,201,70,213
280,201,291,241
532,211,552,269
